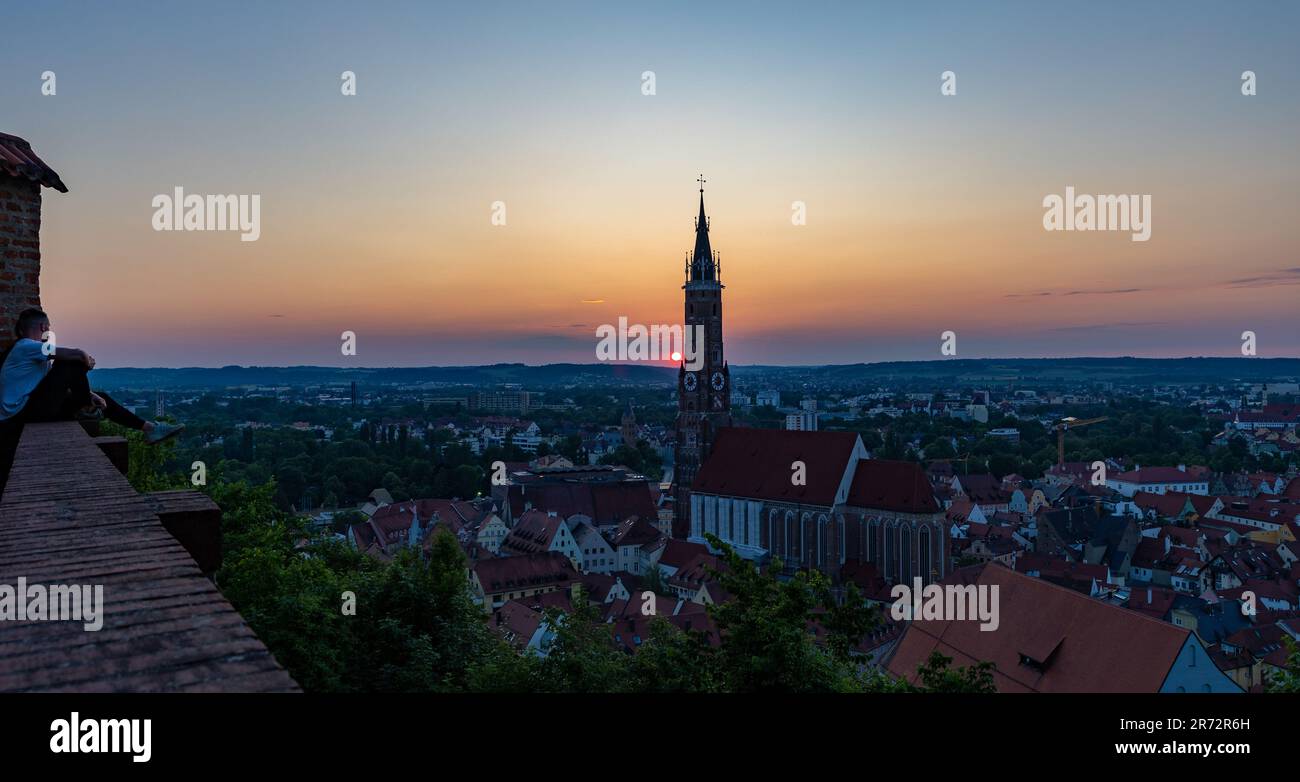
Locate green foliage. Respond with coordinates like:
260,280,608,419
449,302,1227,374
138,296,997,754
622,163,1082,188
1268,637,1300,693
628,618,721,692
909,650,998,693
598,439,664,478
209,476,499,692
533,587,631,692
701,534,866,692
641,564,667,595
817,580,877,663
100,421,188,493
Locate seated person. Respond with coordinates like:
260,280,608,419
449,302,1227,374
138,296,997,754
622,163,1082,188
0,308,183,442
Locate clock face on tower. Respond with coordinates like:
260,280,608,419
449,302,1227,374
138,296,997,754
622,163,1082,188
684,372,698,391
711,371,726,391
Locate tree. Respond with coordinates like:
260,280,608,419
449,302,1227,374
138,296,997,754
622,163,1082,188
641,564,667,595
101,422,187,493
816,580,878,663
275,465,307,509
910,650,997,693
629,618,720,692
702,534,865,692
533,587,630,692
1269,637,1300,693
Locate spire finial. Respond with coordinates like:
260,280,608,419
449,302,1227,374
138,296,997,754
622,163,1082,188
690,177,713,280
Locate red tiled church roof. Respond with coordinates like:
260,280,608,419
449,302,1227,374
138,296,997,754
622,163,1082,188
846,459,940,513
692,428,860,506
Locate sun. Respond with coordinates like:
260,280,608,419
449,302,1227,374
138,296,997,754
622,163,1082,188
671,351,682,362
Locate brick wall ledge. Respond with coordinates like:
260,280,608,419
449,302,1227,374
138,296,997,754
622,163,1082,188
0,422,299,692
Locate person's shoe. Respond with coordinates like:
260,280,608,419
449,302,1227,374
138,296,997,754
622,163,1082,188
145,422,185,445
75,406,104,422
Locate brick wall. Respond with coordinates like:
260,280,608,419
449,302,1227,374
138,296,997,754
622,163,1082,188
0,173,42,353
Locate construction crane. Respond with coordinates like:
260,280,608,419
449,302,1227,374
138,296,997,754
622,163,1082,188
1055,416,1108,468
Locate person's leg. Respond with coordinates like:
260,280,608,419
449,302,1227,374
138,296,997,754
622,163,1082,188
21,360,92,423
91,390,147,431
0,419,23,501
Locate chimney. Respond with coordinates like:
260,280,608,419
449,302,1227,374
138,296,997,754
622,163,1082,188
0,132,67,353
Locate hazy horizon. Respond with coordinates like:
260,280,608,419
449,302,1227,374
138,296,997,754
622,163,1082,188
91,355,1300,372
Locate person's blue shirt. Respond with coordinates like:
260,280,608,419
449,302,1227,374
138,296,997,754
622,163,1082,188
0,338,51,420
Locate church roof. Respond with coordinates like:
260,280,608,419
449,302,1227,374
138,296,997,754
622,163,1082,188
846,460,941,513
692,427,860,507
693,192,712,269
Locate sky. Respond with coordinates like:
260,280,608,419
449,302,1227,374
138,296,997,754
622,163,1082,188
2,1,1298,368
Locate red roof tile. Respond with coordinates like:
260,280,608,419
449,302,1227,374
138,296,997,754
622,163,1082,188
846,459,940,513
885,563,1204,692
0,132,67,192
692,428,860,506
1112,467,1208,484
471,551,576,594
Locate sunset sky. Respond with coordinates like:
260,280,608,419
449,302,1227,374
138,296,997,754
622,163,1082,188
2,1,1298,367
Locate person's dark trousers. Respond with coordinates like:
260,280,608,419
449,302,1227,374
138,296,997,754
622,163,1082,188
16,360,145,428
0,360,146,499
0,418,20,502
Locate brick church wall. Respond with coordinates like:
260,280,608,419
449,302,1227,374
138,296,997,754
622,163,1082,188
0,174,43,353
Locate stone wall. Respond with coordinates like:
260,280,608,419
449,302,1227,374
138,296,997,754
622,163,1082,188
0,174,42,353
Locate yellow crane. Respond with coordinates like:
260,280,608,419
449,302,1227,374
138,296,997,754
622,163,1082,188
1055,416,1108,468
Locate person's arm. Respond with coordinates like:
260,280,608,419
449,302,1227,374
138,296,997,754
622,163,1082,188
52,346,95,368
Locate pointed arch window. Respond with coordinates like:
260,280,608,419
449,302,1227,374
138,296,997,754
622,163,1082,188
899,525,912,583
884,522,896,580
918,525,932,585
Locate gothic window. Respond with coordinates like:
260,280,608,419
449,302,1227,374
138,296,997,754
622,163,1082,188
867,519,879,564
884,522,896,580
918,525,932,584
836,514,845,565
899,525,912,584
817,514,829,568
801,513,812,567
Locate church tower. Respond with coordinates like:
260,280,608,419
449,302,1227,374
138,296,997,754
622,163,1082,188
673,176,731,538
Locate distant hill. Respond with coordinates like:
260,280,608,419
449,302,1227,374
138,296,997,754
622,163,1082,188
92,362,679,390
732,357,1300,385
91,357,1300,391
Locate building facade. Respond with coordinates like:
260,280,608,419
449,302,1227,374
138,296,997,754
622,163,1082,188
689,427,949,584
